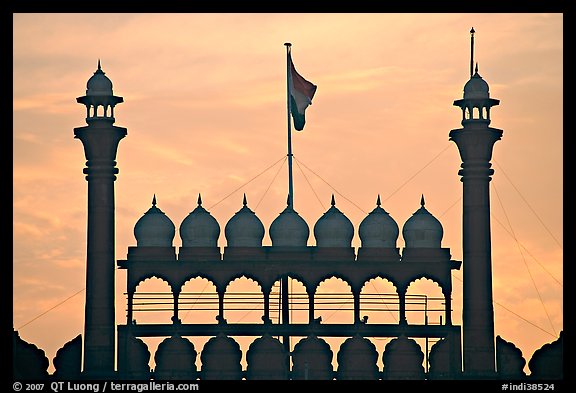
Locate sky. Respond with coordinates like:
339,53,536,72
13,13,563,375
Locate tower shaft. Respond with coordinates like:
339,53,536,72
450,125,502,376
75,123,126,377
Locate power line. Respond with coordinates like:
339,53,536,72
439,196,462,218
494,160,562,250
492,184,557,336
440,195,562,287
491,213,563,287
17,288,85,330
294,158,325,210
383,145,451,203
293,157,367,214
207,155,286,210
255,157,287,210
451,273,556,339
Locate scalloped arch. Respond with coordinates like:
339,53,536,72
133,274,174,293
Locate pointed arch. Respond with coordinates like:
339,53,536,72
179,276,219,324
224,276,264,324
360,276,399,325
405,277,445,326
314,276,354,324
133,276,174,325
269,276,308,325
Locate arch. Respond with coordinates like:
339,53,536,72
177,274,219,293
179,277,219,325
133,276,174,325
224,276,264,324
133,273,175,293
405,277,445,326
269,276,309,324
313,273,354,294
270,272,310,293
224,273,264,293
472,106,480,119
405,273,446,293
314,276,354,324
360,277,399,325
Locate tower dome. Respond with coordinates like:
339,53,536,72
314,195,354,247
224,194,265,247
402,195,443,248
269,197,309,247
359,195,399,248
86,60,114,97
180,194,220,247
134,195,176,247
463,65,490,100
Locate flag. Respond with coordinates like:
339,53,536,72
289,53,317,131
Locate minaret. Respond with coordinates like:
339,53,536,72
450,29,502,377
75,61,127,377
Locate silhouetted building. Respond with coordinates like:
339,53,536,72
13,29,562,380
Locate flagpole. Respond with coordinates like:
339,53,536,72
285,42,294,209
282,42,292,353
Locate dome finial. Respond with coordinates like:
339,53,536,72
97,59,101,70
152,194,157,206
470,27,475,78
376,194,381,207
475,62,479,74
420,194,425,207
243,193,247,206
197,193,202,206
331,194,336,207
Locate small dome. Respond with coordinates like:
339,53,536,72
359,195,399,248
269,197,309,247
246,335,289,380
402,195,443,248
314,195,354,247
86,60,114,97
292,335,333,380
463,65,490,99
180,194,220,247
224,194,265,247
382,335,425,380
336,335,379,380
154,334,197,380
134,195,176,247
200,334,242,380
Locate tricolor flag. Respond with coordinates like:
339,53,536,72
289,53,317,131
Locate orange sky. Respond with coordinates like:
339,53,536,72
13,13,562,374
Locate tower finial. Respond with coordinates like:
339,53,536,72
376,194,381,207
152,194,157,206
331,194,335,206
197,193,202,206
243,193,247,206
420,194,425,207
470,27,475,78
98,59,101,70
